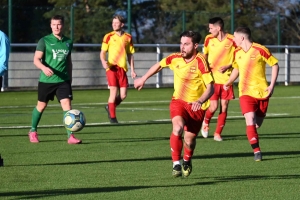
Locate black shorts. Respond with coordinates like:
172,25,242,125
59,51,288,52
38,81,73,103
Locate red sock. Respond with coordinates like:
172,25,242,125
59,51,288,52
170,133,183,162
204,109,214,124
215,112,227,135
115,96,122,106
183,147,194,161
246,125,260,153
108,103,116,118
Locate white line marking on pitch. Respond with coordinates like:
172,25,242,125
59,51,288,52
0,113,289,129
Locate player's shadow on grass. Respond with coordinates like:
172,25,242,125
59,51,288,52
1,174,300,199
9,150,300,167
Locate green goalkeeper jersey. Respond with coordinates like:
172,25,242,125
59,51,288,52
36,33,73,83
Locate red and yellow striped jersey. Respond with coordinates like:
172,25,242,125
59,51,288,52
203,33,236,84
160,52,214,110
233,43,278,99
101,31,135,72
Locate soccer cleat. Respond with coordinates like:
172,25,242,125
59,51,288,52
110,118,118,124
105,105,119,124
213,133,223,141
28,131,39,143
68,134,82,144
254,152,262,162
104,105,111,119
201,122,209,138
172,164,182,178
182,160,192,177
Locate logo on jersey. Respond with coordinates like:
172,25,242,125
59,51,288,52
52,49,69,61
250,54,256,60
224,44,231,49
66,43,69,47
190,66,196,73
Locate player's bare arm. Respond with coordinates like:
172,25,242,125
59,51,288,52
100,50,109,69
224,68,239,90
127,53,136,79
218,64,232,73
134,62,162,90
33,50,53,77
190,82,214,111
265,63,279,97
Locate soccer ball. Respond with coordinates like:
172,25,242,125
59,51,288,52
63,109,86,132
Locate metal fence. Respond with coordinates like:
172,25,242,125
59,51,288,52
2,44,299,91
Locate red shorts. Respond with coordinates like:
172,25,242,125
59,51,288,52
106,66,128,87
210,83,235,100
239,95,269,117
170,99,206,135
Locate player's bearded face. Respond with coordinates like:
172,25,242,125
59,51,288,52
180,37,195,59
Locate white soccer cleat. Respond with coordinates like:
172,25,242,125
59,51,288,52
201,122,209,138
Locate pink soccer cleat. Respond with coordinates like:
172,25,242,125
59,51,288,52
68,134,82,144
28,131,40,143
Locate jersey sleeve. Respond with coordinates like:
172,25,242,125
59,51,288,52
36,38,45,52
126,36,135,54
159,53,180,69
202,35,212,55
196,56,214,85
260,47,278,67
101,34,110,52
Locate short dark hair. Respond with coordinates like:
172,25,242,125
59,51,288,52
51,15,64,24
235,26,252,40
209,17,224,30
180,31,201,44
113,15,125,24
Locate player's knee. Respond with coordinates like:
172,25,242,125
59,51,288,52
172,125,184,135
120,94,127,100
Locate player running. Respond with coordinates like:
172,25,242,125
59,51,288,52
201,17,237,141
134,31,214,177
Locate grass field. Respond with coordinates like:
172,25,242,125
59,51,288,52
0,85,299,200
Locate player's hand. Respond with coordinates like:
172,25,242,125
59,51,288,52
265,86,274,97
42,67,54,77
134,78,144,90
131,71,137,79
218,66,227,73
189,101,202,112
223,84,230,91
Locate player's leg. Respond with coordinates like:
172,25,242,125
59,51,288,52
57,81,81,144
170,115,185,177
182,131,196,177
182,107,205,177
213,99,229,141
29,82,51,143
170,100,186,177
214,84,235,141
240,96,262,161
107,86,119,123
201,100,218,137
105,67,119,123
201,84,219,138
115,68,128,107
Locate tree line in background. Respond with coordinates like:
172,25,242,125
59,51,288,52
0,0,300,52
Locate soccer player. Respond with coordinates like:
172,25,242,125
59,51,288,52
224,26,279,161
0,30,10,91
134,31,214,177
28,15,81,144
100,15,136,124
201,17,236,141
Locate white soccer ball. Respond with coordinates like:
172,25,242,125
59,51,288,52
63,109,86,132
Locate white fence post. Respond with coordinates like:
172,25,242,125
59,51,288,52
284,46,289,86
